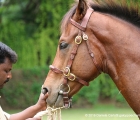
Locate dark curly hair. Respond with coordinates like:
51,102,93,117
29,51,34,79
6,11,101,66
0,42,18,64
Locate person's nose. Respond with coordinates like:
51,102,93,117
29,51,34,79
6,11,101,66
7,72,12,79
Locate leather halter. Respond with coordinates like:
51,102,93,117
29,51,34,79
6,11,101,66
48,7,102,108
50,65,89,86
70,7,93,31
70,8,102,73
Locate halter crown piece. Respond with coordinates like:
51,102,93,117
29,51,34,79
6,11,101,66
70,7,93,31
46,7,102,109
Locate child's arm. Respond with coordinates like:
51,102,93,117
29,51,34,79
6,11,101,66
9,93,48,120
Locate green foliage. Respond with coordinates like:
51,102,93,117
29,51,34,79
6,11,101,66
99,73,126,103
99,74,115,98
111,87,126,103
73,78,100,106
73,73,127,106
0,0,73,68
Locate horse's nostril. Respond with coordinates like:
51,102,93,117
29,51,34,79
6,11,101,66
42,87,48,95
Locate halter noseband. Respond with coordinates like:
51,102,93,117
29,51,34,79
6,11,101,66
45,7,102,109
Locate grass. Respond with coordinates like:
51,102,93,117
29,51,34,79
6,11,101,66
8,103,139,120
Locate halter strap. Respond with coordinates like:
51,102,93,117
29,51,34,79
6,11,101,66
49,64,89,108
49,65,89,86
70,7,102,73
70,8,94,31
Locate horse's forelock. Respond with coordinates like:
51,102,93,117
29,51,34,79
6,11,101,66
90,0,140,28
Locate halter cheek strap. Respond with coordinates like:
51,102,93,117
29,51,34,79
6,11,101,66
70,7,102,73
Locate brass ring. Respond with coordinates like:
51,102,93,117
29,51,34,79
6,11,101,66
68,73,76,81
63,67,70,76
59,84,70,94
75,35,82,44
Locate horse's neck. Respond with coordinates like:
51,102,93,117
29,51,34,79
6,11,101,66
91,12,140,80
91,12,140,114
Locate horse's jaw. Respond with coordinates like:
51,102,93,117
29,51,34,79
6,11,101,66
46,93,64,108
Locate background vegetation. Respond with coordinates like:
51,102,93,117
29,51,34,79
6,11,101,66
0,0,138,109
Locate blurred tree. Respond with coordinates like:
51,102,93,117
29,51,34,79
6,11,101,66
0,0,73,68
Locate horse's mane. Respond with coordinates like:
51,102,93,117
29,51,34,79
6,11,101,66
61,0,140,33
91,0,140,28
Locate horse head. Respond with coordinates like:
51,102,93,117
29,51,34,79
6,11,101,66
43,0,103,108
43,1,140,118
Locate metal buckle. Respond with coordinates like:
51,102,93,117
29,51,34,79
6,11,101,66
83,33,88,40
68,73,76,81
75,35,82,44
63,67,70,76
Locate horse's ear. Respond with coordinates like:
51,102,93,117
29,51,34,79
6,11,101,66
74,0,88,20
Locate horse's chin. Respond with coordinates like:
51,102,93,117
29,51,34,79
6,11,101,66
54,95,64,107
46,95,64,108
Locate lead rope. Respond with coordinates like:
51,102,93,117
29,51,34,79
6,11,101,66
34,106,64,120
34,87,64,120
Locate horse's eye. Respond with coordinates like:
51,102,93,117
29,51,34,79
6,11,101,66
59,42,68,49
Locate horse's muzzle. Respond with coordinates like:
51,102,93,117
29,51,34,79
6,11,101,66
42,87,48,95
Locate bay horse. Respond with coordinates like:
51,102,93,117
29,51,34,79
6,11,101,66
43,0,140,118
